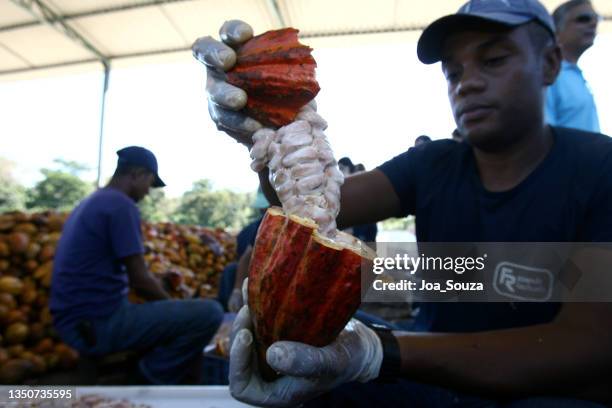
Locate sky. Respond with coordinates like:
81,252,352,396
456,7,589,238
1,31,611,198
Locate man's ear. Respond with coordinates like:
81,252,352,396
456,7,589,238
542,44,562,86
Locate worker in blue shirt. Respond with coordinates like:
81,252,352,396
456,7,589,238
50,146,223,385
545,0,600,132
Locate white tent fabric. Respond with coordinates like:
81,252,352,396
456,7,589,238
0,0,610,79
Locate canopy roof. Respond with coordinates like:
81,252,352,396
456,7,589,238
1,0,610,79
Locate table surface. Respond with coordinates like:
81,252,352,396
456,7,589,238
74,386,251,407
0,386,248,408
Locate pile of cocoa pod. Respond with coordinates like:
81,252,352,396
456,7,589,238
140,222,235,300
0,210,236,384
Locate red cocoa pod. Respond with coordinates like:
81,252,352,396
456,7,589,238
248,207,375,380
226,28,320,128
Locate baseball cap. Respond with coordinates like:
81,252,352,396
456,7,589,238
116,146,166,187
417,0,555,64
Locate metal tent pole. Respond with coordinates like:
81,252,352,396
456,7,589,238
96,62,111,188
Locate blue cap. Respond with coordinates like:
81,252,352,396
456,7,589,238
116,146,166,187
417,0,555,64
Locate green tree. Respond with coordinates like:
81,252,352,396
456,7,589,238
380,216,415,231
172,179,255,230
53,159,90,176
0,158,26,213
138,188,177,223
26,159,93,212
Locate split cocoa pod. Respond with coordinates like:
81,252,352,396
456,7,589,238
248,207,375,380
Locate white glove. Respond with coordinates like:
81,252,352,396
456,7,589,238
192,20,262,146
229,280,383,407
228,288,244,313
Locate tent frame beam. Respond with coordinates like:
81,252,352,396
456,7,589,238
9,0,108,63
0,22,446,75
0,0,195,33
2,13,610,76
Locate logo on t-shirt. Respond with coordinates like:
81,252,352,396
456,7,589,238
493,262,553,301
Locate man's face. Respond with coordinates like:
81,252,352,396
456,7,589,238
558,3,598,54
130,171,155,202
441,26,545,152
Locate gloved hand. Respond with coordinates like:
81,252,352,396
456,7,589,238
229,279,384,407
192,20,263,146
227,288,243,313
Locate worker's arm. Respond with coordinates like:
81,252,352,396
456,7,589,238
259,167,402,229
394,301,612,400
123,254,171,301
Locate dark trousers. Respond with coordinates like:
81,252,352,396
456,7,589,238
58,299,223,384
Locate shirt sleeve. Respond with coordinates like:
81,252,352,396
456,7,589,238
110,201,144,259
377,148,419,217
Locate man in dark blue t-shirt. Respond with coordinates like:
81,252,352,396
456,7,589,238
196,1,612,406
50,146,222,385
